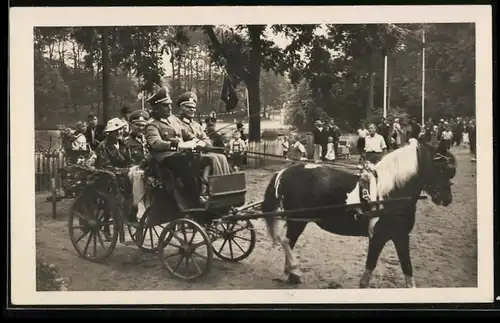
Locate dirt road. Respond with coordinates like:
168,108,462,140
35,147,477,290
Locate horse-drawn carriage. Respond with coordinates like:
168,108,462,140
65,148,258,281
64,138,457,287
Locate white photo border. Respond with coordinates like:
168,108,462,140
9,5,493,305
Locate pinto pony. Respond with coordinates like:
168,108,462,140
262,138,456,288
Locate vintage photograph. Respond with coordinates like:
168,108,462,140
10,5,493,305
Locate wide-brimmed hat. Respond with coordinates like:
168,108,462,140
314,119,323,126
177,91,198,108
129,110,150,125
104,117,126,133
146,87,173,105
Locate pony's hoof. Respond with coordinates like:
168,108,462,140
288,273,302,284
359,281,370,289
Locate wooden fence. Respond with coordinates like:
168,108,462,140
35,150,66,193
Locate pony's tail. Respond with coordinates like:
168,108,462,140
262,172,281,246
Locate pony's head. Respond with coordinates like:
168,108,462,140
422,144,457,206
374,138,456,207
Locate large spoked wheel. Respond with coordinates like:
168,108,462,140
68,191,119,262
208,219,256,262
128,209,166,253
158,218,213,281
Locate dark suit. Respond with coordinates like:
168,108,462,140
85,124,105,151
127,134,149,165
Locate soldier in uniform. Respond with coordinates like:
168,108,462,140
127,109,150,165
175,91,232,204
144,87,201,209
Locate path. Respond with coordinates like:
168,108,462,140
35,147,477,290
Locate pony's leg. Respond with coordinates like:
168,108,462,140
359,233,389,288
284,222,307,283
392,233,416,288
271,218,304,284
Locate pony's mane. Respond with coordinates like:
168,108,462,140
375,139,420,197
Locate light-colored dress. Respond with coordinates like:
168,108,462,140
325,142,335,161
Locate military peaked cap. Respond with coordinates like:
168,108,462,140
129,109,150,124
177,91,198,108
146,87,172,105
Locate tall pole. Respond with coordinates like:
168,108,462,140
245,86,250,123
421,25,426,125
141,90,145,110
383,53,388,119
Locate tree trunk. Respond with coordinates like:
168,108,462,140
367,57,375,119
101,28,111,123
207,59,212,106
387,53,393,113
246,26,265,142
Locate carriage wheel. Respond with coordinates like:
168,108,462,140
128,209,166,253
68,191,119,262
158,218,213,281
208,219,256,262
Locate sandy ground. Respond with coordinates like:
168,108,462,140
35,147,477,290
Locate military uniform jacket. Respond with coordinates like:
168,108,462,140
95,138,134,171
178,115,212,147
144,115,184,161
127,134,149,165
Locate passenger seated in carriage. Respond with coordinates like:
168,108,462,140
94,117,137,226
127,109,151,165
175,91,232,205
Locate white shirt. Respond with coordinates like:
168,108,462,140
441,130,453,140
364,133,387,152
71,133,88,151
229,138,246,153
357,128,369,138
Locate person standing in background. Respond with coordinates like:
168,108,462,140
312,119,327,163
357,122,369,161
120,106,133,138
364,123,387,164
391,118,403,150
378,117,391,151
468,119,476,162
440,125,453,151
85,112,105,151
327,119,341,157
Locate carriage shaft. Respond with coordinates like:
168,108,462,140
222,196,427,221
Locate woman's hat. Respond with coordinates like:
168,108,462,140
104,117,126,133
129,110,150,125
314,120,323,126
177,91,198,108
146,87,172,105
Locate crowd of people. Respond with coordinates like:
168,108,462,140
303,114,477,166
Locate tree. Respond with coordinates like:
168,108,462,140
201,25,318,142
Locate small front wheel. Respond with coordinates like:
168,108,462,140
208,219,256,262
158,218,213,281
